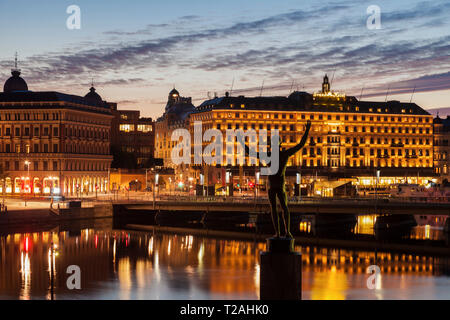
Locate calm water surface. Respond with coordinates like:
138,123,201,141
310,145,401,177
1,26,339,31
0,218,449,300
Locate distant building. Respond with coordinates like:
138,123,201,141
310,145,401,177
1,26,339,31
0,63,113,196
110,105,155,168
433,116,450,183
155,88,195,168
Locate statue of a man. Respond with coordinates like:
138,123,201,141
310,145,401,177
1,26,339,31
245,120,311,238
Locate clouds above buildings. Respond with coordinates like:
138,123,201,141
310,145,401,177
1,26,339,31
0,0,449,117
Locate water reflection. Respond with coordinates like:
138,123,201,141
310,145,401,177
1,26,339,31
20,252,31,300
0,219,449,300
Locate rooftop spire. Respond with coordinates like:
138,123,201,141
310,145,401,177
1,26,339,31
12,52,21,74
322,73,330,94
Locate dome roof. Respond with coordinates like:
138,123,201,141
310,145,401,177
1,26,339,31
3,70,28,93
84,86,103,103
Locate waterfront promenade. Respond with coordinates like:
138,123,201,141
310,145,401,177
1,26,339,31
1,193,450,219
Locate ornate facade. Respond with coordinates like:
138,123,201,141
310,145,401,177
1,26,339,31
155,88,195,168
187,76,435,193
0,66,113,196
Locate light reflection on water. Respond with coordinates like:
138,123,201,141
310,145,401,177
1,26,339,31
0,221,449,300
352,214,446,240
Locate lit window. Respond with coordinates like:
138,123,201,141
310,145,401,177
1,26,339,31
137,124,153,132
119,124,134,132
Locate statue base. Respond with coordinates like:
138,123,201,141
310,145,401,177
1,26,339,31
266,237,294,253
259,237,302,300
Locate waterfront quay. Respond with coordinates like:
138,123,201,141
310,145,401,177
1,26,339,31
123,196,450,215
0,196,449,226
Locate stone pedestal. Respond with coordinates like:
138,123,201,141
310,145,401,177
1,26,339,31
260,237,302,300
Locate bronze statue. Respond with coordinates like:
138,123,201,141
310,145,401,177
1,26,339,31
246,120,311,238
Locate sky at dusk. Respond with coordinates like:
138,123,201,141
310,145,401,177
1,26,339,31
0,0,449,119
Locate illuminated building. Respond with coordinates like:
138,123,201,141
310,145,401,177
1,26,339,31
110,107,155,168
0,63,112,196
155,88,195,167
433,116,450,183
187,76,435,195
155,88,195,190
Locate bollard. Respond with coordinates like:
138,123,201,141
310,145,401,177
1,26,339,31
260,237,302,300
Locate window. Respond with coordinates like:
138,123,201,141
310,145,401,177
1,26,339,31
137,124,152,132
5,144,10,153
53,144,58,153
119,124,134,132
34,144,39,153
5,128,10,136
53,161,58,170
24,127,30,136
34,127,39,136
15,127,20,136
44,144,49,153
43,127,49,136
34,162,38,171
53,127,59,136
15,144,20,153
43,162,48,171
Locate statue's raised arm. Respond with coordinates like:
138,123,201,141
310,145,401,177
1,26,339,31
285,120,311,158
243,140,271,160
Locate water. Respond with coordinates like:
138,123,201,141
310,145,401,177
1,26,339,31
0,218,449,300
